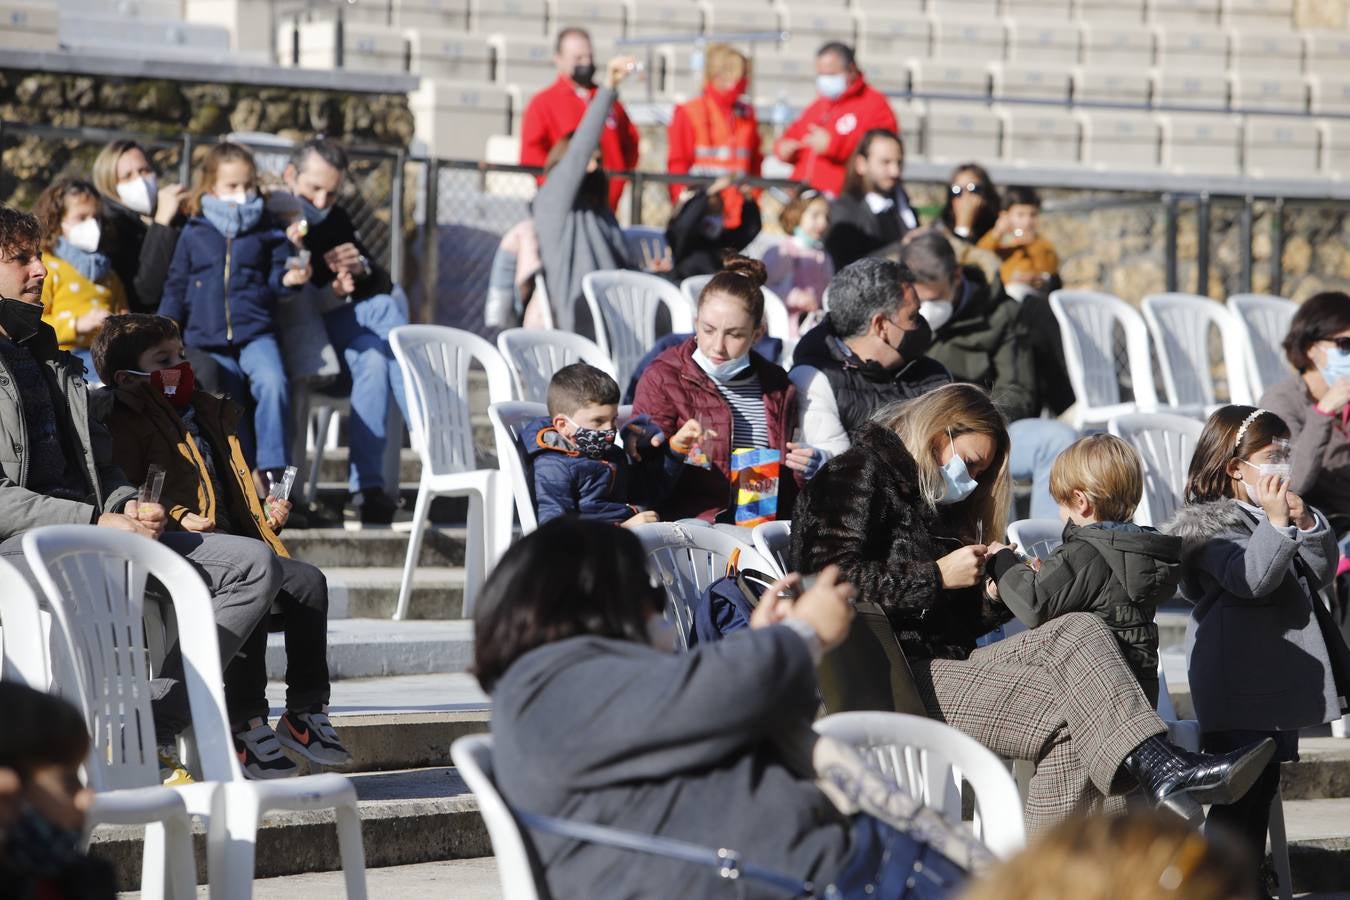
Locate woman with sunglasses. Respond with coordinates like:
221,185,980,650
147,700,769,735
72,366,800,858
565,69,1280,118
939,164,1001,246
1260,291,1350,656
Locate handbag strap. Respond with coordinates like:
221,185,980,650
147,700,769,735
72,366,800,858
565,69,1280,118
513,808,814,898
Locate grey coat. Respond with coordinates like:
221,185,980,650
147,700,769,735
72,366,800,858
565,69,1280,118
534,86,631,332
1167,499,1342,732
1260,374,1350,525
0,325,136,540
490,627,851,900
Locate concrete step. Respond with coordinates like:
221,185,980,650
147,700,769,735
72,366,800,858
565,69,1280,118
92,767,491,891
266,620,473,680
269,672,490,717
1283,798,1350,893
313,447,423,485
271,709,489,776
326,566,466,620
285,526,467,568
118,857,505,900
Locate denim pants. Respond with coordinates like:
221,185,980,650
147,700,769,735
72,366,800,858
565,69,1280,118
1007,418,1079,520
224,555,332,723
209,334,291,472
322,291,410,493
822,814,966,899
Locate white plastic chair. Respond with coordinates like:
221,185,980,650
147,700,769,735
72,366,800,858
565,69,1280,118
496,328,617,403
814,711,1026,859
632,521,775,651
1227,293,1297,401
1142,293,1254,409
1108,412,1204,528
582,271,694,390
680,274,793,342
751,520,792,578
451,734,542,900
0,558,50,688
1005,518,1064,562
22,525,367,900
390,325,515,620
489,400,546,538
1049,290,1158,429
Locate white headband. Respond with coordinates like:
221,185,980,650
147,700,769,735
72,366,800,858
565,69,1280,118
1235,408,1269,448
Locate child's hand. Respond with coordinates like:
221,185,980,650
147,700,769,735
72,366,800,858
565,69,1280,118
76,308,111,336
282,264,311,287
285,219,309,246
986,541,1016,556
984,575,1001,601
180,513,216,533
332,270,357,297
621,510,659,528
1259,473,1291,528
1286,491,1315,531
669,419,713,456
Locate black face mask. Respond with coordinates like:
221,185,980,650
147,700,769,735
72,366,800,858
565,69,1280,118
0,296,45,344
581,169,609,205
572,63,597,87
895,314,934,365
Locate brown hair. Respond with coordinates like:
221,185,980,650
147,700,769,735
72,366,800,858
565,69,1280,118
1184,405,1291,504
0,202,41,265
91,139,148,202
778,188,828,234
0,682,91,778
956,810,1258,900
939,162,1001,243
698,253,767,327
547,362,620,417
1050,433,1143,523
841,128,903,199
34,178,102,253
187,142,257,217
91,313,182,385
1283,291,1350,372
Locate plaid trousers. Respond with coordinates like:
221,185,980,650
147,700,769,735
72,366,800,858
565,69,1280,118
911,613,1167,832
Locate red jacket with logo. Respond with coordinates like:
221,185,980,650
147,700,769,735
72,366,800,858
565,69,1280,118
520,75,641,211
772,75,898,197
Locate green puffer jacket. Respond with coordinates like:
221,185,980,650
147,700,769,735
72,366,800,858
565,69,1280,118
926,265,1037,422
988,521,1184,707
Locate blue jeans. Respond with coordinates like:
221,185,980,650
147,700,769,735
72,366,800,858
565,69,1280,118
209,334,291,472
1008,417,1078,520
823,814,966,899
322,291,410,493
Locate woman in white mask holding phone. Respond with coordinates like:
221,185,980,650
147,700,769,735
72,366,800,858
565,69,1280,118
793,383,1276,833
92,139,186,313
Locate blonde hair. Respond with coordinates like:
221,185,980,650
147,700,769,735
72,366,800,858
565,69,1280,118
92,139,146,203
703,43,748,85
957,811,1258,900
872,383,1011,543
1049,433,1143,523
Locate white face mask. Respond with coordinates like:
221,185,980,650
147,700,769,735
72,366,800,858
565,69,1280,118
816,72,847,100
919,299,954,332
692,346,752,382
65,218,101,254
116,174,158,216
217,189,253,206
1239,460,1290,505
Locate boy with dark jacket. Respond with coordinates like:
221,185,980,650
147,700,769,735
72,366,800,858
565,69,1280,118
91,314,350,780
526,363,697,526
986,434,1184,707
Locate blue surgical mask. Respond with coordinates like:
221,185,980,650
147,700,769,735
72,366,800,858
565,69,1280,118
816,73,847,100
201,193,263,238
1320,345,1350,386
299,195,332,226
937,433,979,505
793,226,823,250
692,346,752,382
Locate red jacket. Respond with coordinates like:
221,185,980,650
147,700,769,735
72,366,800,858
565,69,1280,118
666,90,764,222
520,75,641,211
772,75,898,197
633,336,800,522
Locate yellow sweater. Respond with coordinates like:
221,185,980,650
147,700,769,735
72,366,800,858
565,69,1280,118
40,253,128,351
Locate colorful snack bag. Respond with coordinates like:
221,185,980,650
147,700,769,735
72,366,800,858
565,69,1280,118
731,448,782,526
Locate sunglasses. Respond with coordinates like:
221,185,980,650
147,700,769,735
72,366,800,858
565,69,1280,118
1321,336,1350,353
950,182,984,196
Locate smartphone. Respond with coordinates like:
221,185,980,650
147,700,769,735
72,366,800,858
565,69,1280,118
779,573,819,600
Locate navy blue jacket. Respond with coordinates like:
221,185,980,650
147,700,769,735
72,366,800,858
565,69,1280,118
524,416,681,525
158,213,294,351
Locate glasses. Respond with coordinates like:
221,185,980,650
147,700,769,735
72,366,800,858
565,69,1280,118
1320,336,1350,353
950,182,984,196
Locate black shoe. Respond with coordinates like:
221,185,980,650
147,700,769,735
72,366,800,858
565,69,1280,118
1122,735,1275,824
357,488,398,525
284,502,337,530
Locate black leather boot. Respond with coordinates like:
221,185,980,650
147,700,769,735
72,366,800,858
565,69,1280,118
1122,735,1275,824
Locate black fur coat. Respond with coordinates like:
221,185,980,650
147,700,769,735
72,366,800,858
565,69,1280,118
790,421,1011,661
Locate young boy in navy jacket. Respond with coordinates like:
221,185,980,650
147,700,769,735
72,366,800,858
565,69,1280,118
525,363,704,526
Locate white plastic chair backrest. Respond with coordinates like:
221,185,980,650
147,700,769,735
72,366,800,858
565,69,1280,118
1005,519,1064,561
1157,665,1180,722
390,325,514,479
679,274,712,307
1108,412,1204,528
681,275,792,342
622,225,668,268
632,522,774,651
1227,293,1296,400
496,328,617,403
21,526,242,789
0,558,50,688
488,400,546,536
1142,293,1252,408
582,271,695,389
814,711,1026,858
751,520,793,578
1049,290,1157,425
532,274,556,330
450,735,541,900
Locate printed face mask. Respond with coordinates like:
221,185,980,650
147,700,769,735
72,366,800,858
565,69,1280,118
937,432,979,505
567,419,617,459
126,361,196,410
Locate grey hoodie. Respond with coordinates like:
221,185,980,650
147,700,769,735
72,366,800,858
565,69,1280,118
1166,499,1342,732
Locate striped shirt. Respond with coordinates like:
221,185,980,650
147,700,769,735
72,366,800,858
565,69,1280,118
712,371,770,449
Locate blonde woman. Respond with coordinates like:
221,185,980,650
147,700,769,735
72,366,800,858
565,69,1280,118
91,139,186,313
791,383,1276,833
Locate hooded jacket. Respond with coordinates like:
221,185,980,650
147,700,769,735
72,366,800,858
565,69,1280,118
791,421,1011,661
772,75,899,196
988,521,1183,706
523,415,680,526
1166,499,1345,733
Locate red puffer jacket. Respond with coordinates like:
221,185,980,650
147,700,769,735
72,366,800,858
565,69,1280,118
633,336,800,521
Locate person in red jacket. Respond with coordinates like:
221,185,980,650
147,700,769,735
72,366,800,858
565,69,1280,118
633,256,824,522
772,43,898,198
666,43,762,230
520,27,640,212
